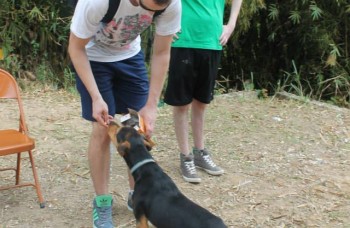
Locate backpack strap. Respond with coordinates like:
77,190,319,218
153,8,166,18
100,0,165,23
101,0,121,23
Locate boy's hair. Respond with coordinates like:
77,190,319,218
154,0,171,6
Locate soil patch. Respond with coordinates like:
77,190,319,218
1,90,350,227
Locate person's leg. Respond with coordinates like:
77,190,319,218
75,61,116,228
191,99,207,150
89,122,111,195
173,104,191,155
89,123,115,228
191,49,224,176
111,51,149,210
127,169,135,211
127,170,135,191
164,48,201,183
174,104,201,183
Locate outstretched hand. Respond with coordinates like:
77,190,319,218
92,97,113,127
138,105,157,139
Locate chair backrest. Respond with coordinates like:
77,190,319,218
0,69,19,99
0,69,28,133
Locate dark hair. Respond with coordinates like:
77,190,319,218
154,0,171,6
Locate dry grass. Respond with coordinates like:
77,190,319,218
1,89,350,227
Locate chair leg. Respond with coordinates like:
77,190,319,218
15,153,21,185
28,150,45,208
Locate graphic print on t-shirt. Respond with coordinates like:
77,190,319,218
95,13,152,49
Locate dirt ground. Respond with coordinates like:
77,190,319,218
1,89,350,228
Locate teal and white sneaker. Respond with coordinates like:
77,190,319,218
92,195,114,228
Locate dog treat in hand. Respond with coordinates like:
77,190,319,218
116,109,155,147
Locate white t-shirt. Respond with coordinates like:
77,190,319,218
70,0,181,62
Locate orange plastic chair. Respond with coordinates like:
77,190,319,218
0,68,45,208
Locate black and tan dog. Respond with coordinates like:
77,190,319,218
108,111,227,228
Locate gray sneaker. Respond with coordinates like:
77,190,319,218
180,153,201,183
92,195,114,228
127,191,133,212
193,148,224,175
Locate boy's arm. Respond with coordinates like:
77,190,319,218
139,33,174,137
220,0,243,46
68,32,110,126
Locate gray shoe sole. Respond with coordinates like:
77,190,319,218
196,166,225,175
182,175,201,183
127,204,133,212
93,223,115,228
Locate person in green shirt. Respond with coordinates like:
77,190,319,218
164,0,242,183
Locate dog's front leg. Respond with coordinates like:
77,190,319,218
136,215,149,228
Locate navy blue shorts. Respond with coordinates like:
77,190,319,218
75,51,149,121
164,48,221,106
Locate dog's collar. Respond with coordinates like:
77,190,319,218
130,158,155,174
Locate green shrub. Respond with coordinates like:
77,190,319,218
0,0,72,87
222,0,350,106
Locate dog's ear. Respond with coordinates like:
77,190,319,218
108,119,122,147
120,109,139,127
126,109,147,133
117,141,130,157
127,108,139,120
129,109,140,126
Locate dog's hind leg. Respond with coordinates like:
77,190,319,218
136,215,149,228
